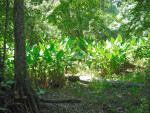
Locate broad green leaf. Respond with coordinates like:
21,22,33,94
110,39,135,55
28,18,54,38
122,43,130,51
0,107,7,111
113,49,118,56
71,45,78,53
7,59,10,65
148,33,150,40
83,39,88,45
88,45,94,53
6,80,15,85
33,45,40,55
67,38,74,46
111,37,115,44
45,57,52,63
113,45,117,51
141,37,146,45
27,54,33,64
1,82,10,88
92,53,99,59
121,54,126,60
39,42,45,51
43,32,46,39
40,34,44,43
44,49,49,57
130,37,136,46
26,41,31,52
36,89,46,95
49,42,54,51
106,53,112,59
97,46,104,55
95,47,99,53
115,34,122,45
117,34,122,42
78,47,86,56
56,50,64,60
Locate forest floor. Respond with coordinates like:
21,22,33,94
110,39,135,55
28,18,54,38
40,78,150,113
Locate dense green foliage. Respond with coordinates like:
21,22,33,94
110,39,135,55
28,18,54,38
0,0,149,85
4,34,150,87
0,0,150,112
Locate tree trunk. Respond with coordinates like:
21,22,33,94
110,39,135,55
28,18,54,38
0,0,9,82
13,0,39,113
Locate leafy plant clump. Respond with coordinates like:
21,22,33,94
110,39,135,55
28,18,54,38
4,34,150,87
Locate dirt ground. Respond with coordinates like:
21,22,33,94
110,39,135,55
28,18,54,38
40,81,150,113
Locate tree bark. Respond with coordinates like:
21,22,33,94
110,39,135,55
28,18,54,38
0,0,9,82
13,0,39,113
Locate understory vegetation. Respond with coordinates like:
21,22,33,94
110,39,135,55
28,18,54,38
2,34,150,113
4,34,150,85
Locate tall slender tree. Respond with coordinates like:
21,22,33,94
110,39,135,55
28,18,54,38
13,0,39,112
0,0,9,82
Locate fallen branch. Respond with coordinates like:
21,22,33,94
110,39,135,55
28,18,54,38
79,76,144,87
98,79,144,87
40,98,81,103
